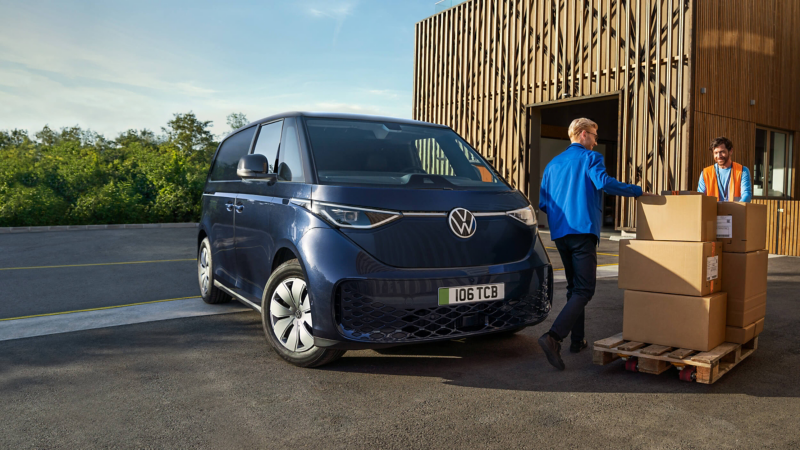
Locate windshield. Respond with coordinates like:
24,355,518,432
304,118,508,190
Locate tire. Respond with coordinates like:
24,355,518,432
261,259,345,368
197,237,232,304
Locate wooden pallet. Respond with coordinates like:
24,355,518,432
593,333,758,384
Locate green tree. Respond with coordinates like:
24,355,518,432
0,129,31,149
226,112,248,131
161,112,217,161
0,112,220,227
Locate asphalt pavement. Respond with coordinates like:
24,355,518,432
1,228,798,449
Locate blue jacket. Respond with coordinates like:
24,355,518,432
539,143,643,240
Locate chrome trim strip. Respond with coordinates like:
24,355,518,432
290,198,310,206
214,280,262,313
237,193,273,203
472,212,507,217
402,212,447,217
202,192,236,198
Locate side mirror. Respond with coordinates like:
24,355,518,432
237,154,277,182
277,162,292,181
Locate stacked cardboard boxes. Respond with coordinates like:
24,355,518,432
619,195,768,351
620,194,726,351
717,202,769,343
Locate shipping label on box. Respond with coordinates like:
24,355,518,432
707,255,719,281
716,202,767,253
717,215,733,239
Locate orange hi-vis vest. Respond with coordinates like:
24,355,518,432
702,162,743,201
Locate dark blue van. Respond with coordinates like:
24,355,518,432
197,112,553,367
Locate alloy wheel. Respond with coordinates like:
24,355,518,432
269,278,314,353
198,246,210,296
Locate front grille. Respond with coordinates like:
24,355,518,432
335,269,551,343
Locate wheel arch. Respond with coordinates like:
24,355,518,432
272,246,300,273
197,227,209,251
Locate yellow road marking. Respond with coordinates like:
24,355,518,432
0,296,200,322
554,263,619,272
545,246,618,257
0,258,196,271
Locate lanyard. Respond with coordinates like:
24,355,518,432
716,165,730,201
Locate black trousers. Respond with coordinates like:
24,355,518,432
549,233,598,342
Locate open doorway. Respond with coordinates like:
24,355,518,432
529,95,620,231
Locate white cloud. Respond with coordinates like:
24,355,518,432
304,2,356,20
366,89,405,99
0,5,218,101
302,1,357,46
0,1,415,137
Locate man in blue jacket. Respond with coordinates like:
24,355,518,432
538,118,652,370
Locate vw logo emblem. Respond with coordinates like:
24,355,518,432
448,208,477,239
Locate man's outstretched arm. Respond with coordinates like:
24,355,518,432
741,167,753,202
588,153,643,197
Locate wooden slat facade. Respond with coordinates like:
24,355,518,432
752,199,800,256
691,0,800,194
414,0,694,230
414,0,800,253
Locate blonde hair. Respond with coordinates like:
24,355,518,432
568,118,598,140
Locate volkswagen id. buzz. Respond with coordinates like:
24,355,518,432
197,112,553,367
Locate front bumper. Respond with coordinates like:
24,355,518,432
297,227,553,350
335,268,552,344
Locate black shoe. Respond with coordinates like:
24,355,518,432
570,339,588,353
538,333,565,370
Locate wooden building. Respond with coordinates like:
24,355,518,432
413,0,800,255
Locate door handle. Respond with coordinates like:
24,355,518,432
225,202,234,212
234,204,244,213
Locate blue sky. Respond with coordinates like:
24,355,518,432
0,0,452,138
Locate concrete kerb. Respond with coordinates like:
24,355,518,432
0,223,198,234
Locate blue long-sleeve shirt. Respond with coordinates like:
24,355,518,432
539,143,643,240
697,165,752,202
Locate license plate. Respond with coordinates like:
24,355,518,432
438,283,504,305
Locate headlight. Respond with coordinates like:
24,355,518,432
507,205,537,226
311,202,401,229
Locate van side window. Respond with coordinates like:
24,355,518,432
252,120,283,173
277,118,305,182
209,126,257,181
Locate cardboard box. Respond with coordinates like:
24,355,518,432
623,290,727,351
716,202,767,253
727,291,767,327
619,240,722,296
726,323,756,344
637,195,718,242
754,317,765,335
721,251,769,300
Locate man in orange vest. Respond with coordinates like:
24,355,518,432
698,136,752,202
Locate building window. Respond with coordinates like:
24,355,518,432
753,127,794,198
